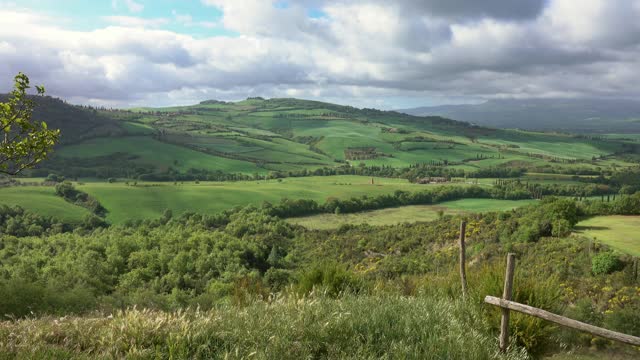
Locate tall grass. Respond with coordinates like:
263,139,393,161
0,294,529,360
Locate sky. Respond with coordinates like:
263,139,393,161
1,0,639,109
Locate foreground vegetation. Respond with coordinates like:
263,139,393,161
0,295,528,360
1,194,640,358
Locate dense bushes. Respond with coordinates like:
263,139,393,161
1,195,639,356
266,183,627,220
0,197,608,316
297,262,365,296
580,192,640,216
267,185,533,218
0,204,108,237
55,182,107,216
0,205,70,236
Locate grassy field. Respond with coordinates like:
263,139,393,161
287,199,535,229
56,136,266,173
79,176,436,223
0,186,89,222
575,216,640,256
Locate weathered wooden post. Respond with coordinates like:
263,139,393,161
459,221,468,299
499,253,516,352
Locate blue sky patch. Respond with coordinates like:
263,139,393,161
14,0,236,37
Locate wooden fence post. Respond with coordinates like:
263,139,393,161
459,221,468,299
499,253,516,352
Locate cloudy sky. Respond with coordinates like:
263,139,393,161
1,0,639,109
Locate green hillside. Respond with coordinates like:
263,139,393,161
0,186,90,222
24,97,638,180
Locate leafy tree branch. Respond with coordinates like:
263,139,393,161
0,73,59,175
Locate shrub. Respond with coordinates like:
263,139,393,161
44,173,64,183
264,268,292,292
55,181,78,198
591,252,623,275
297,262,364,296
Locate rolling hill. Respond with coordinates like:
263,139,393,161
19,96,638,180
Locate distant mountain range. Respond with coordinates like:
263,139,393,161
399,98,640,133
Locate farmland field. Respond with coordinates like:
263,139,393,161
287,199,536,229
575,216,640,256
1,176,448,224
56,136,265,173
0,186,90,222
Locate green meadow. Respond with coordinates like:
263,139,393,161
2,176,446,224
287,198,536,229
56,136,265,174
0,186,90,222
575,216,640,256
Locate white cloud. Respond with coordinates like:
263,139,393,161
2,1,640,108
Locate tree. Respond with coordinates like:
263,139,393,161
1,73,59,175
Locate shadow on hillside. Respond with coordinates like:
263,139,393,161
574,225,611,231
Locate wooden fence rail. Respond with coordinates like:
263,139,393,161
485,296,640,347
482,253,640,351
